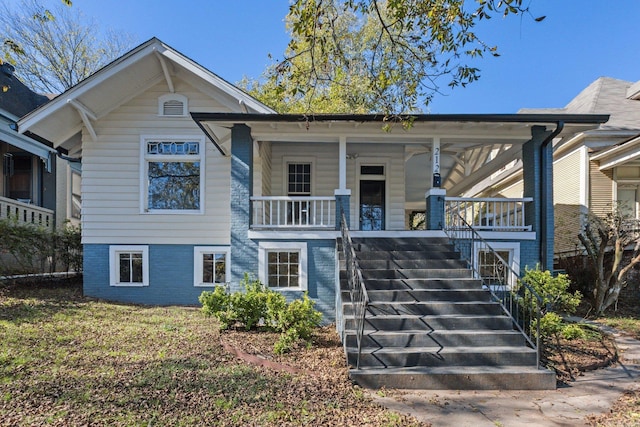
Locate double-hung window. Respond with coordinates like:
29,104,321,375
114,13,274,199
142,137,204,213
194,247,230,287
258,242,307,291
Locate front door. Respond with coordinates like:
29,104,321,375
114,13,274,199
359,180,385,230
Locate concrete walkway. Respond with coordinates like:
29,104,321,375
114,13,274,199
372,324,640,427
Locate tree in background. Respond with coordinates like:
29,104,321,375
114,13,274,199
578,209,640,315
0,0,132,94
251,0,544,115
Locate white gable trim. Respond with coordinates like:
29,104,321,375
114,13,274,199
18,38,274,141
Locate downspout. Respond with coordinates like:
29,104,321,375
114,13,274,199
56,147,81,163
540,120,564,271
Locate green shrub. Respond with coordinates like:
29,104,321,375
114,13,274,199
520,268,581,315
199,285,234,328
560,323,588,340
274,328,301,355
199,274,322,353
0,218,82,275
538,312,563,337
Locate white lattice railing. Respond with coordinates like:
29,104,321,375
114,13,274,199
251,196,335,229
0,196,54,230
445,197,532,231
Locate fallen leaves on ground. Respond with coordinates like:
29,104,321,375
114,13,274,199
0,281,425,426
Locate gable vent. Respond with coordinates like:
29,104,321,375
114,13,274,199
158,93,188,117
163,99,184,116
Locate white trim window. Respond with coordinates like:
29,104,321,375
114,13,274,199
109,245,149,287
141,136,205,213
474,241,520,289
194,246,230,287
258,242,307,291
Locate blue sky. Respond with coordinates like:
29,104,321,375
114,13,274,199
70,1,640,113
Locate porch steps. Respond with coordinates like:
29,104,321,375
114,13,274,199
339,237,555,390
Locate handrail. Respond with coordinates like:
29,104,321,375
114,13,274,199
444,213,544,367
339,208,369,369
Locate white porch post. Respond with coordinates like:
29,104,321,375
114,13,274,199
335,136,351,228
338,136,347,191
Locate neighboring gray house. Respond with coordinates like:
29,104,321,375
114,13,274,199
468,77,640,256
0,63,59,230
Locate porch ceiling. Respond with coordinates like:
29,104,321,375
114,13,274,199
193,113,607,201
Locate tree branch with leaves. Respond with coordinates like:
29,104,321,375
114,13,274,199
1,0,132,94
252,0,544,115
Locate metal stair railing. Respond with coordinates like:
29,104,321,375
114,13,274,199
339,209,369,369
444,212,544,367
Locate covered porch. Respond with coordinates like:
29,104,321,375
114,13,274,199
193,113,607,262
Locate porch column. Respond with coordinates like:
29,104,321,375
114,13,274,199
425,188,446,230
522,125,554,271
425,137,445,230
432,137,441,188
230,124,258,290
335,136,351,229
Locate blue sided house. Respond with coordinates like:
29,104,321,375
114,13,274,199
18,38,609,389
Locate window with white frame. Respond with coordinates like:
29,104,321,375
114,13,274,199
109,245,149,287
141,137,204,212
474,242,519,289
258,242,307,290
158,93,188,117
287,163,311,196
194,246,230,287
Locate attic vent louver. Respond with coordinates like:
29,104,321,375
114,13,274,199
163,99,184,116
158,93,188,117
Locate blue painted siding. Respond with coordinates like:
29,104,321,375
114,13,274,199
84,244,209,306
83,240,338,321
257,239,337,323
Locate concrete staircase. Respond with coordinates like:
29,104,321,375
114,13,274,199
340,237,555,390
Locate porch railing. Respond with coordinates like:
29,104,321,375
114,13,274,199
0,196,54,230
251,196,335,229
445,197,533,231
339,209,369,369
444,213,543,367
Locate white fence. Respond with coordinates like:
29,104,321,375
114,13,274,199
251,196,335,229
0,196,54,230
445,197,532,231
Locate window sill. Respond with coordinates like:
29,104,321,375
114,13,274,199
142,209,204,215
268,287,307,292
110,283,149,287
